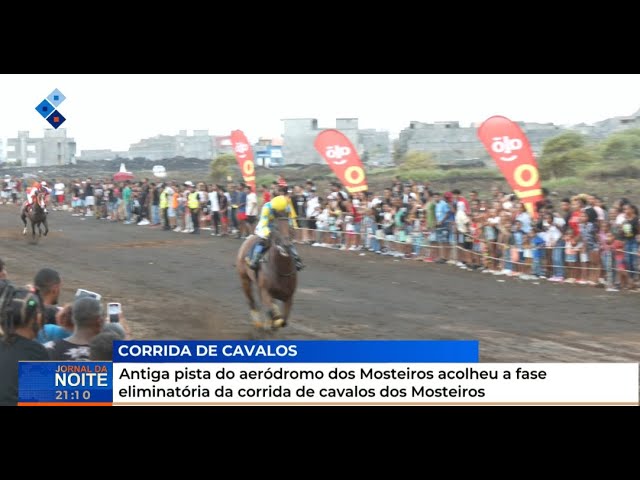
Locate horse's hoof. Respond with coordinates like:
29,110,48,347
22,229,27,235
253,320,265,329
272,318,286,328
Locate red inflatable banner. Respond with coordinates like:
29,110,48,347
477,116,544,217
314,129,368,193
230,130,256,193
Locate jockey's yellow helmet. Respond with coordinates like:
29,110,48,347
271,195,288,212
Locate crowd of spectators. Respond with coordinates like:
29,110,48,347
6,172,640,292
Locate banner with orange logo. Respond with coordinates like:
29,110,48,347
314,129,368,193
230,130,256,193
477,116,544,217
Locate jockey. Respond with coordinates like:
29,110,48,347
22,181,51,215
246,195,304,272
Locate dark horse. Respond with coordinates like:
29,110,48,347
236,217,297,329
21,192,48,240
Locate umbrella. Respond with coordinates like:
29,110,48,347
113,162,134,182
113,171,134,182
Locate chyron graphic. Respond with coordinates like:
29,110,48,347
35,88,66,129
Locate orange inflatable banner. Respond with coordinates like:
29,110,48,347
314,129,368,193
477,116,544,217
230,130,256,193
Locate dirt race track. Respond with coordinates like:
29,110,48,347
1,206,639,363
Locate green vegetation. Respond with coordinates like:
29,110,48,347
368,166,502,183
537,128,640,185
398,151,436,172
539,132,597,179
210,153,238,183
256,174,277,188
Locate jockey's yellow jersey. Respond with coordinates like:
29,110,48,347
255,197,298,238
187,192,199,209
159,191,168,209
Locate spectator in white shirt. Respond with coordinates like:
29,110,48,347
208,184,221,236
245,185,258,231
54,180,65,209
304,189,320,243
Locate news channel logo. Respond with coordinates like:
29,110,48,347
35,88,66,129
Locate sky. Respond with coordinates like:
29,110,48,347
1,74,639,153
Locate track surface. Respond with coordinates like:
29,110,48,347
1,207,639,362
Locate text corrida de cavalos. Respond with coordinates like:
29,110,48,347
117,343,298,358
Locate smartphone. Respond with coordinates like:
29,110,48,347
75,289,102,302
107,303,121,323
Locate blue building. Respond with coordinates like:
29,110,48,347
254,138,284,168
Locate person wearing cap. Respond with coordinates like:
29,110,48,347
245,195,304,272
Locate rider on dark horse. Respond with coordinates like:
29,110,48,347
20,181,50,235
21,181,50,217
246,195,305,272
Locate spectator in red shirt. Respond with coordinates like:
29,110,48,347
452,189,470,214
260,184,271,206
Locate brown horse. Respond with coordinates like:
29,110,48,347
236,217,297,329
21,192,48,241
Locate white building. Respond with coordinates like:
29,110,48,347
6,129,76,166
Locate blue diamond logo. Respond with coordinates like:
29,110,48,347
47,88,66,107
46,110,66,129
35,99,55,119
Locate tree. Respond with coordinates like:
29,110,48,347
392,139,405,165
539,132,596,179
210,153,238,183
398,150,436,171
599,128,640,162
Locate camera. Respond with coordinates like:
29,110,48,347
107,303,122,323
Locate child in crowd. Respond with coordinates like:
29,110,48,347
381,203,394,255
511,220,525,277
328,199,342,249
613,234,629,290
546,214,565,282
362,208,377,252
411,208,426,259
600,231,617,291
482,208,500,272
344,215,356,251
496,213,513,276
314,202,328,246
578,210,599,285
469,213,483,270
531,228,547,278
564,230,583,283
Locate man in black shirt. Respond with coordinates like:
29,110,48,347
33,268,62,325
